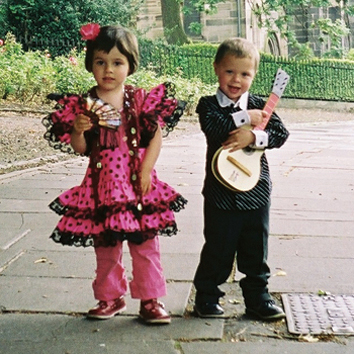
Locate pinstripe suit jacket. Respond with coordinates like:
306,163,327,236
197,93,289,211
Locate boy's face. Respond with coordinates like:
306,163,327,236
214,54,256,102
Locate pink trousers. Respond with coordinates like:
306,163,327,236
92,237,167,301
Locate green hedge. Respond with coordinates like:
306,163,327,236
139,39,215,83
2,33,354,106
139,39,354,102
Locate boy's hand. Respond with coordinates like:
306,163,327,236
73,114,93,134
247,109,267,127
222,128,255,152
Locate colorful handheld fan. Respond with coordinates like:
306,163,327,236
85,96,122,130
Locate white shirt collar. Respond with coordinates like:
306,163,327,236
216,88,249,110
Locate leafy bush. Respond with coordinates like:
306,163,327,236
2,32,354,106
0,34,215,111
127,68,216,114
0,33,56,102
52,50,95,94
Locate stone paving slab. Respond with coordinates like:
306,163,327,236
269,217,354,237
0,276,191,316
0,178,80,190
0,341,180,354
181,341,354,354
0,187,60,200
0,275,93,313
0,199,50,212
0,120,354,353
278,153,354,169
270,235,354,258
1,249,95,278
1,249,200,282
0,314,223,341
272,207,352,222
0,314,223,354
272,189,354,202
267,236,354,294
271,196,353,212
10,212,59,232
160,230,203,254
0,223,30,250
272,169,354,189
0,244,196,315
267,258,354,294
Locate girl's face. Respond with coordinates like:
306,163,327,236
214,54,256,102
92,47,130,94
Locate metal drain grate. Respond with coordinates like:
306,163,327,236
282,293,354,335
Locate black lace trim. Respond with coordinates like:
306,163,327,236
48,195,187,247
49,195,187,219
42,94,87,155
42,114,78,154
169,195,188,212
50,222,178,247
161,82,186,137
162,99,187,137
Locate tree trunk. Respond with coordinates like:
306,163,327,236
161,0,190,45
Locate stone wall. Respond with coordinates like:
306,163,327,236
136,0,164,39
136,0,287,56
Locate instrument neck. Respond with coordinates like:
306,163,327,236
254,92,279,131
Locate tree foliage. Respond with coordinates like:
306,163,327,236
247,0,353,58
180,0,353,58
0,0,143,56
187,0,226,13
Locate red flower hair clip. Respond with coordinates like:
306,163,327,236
80,23,100,41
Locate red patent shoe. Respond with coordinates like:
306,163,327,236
139,299,171,324
87,296,126,320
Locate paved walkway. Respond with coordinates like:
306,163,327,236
0,119,354,353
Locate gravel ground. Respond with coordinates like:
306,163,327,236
0,105,353,175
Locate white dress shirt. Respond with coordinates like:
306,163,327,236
215,88,268,149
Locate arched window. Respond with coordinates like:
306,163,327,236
267,34,281,56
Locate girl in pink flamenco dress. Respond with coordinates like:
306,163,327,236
42,24,187,324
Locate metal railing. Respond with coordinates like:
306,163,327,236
13,34,354,102
139,41,354,102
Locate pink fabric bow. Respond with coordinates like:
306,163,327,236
80,23,100,41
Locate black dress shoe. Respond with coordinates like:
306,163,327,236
246,300,285,320
194,302,224,318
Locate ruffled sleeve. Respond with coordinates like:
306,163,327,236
139,82,186,144
42,94,86,154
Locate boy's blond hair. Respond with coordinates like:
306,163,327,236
214,38,260,71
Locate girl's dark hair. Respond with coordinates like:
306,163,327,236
214,37,260,71
85,26,139,75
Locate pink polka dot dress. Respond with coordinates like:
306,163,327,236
42,83,187,247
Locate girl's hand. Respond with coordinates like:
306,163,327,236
247,109,267,127
73,114,93,134
139,125,162,196
140,170,152,196
70,114,92,154
222,128,255,152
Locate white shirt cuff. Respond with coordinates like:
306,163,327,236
230,110,250,127
251,130,268,149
